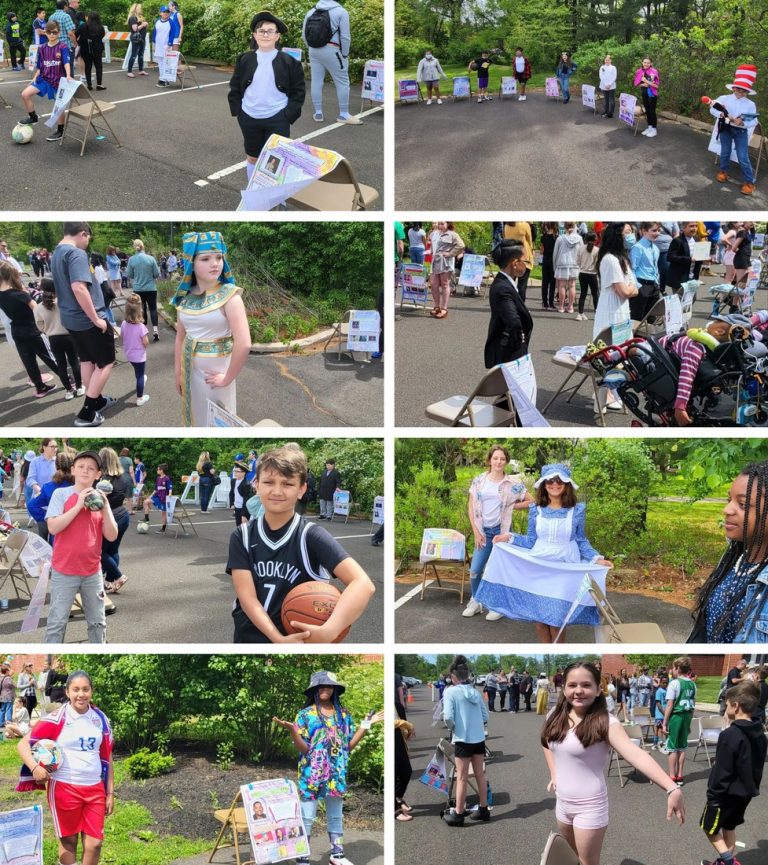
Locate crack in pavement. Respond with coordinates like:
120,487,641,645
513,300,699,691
273,358,350,425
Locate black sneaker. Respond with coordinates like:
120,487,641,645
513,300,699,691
73,411,105,427
156,80,168,88
443,808,467,826
153,333,159,342
46,129,63,142
469,805,491,822
34,383,56,398
96,84,107,90
20,114,38,125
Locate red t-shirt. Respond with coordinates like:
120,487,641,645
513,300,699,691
48,489,103,576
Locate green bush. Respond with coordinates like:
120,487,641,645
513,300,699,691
124,748,176,780
337,658,384,790
395,36,431,69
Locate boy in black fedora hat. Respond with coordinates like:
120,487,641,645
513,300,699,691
228,11,305,187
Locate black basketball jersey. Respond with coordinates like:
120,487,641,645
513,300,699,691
227,513,349,637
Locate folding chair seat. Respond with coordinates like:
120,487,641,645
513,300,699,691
0,530,30,599
630,706,655,742
694,715,724,766
209,793,253,865
425,366,517,427
419,529,468,604
608,723,648,787
287,158,379,211
588,577,666,642
540,832,580,865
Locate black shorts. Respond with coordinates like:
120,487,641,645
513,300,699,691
68,324,116,368
237,109,291,159
700,797,751,834
232,604,273,644
453,740,485,758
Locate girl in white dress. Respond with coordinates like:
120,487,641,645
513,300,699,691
172,231,252,426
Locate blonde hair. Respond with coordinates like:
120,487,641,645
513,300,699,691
132,239,145,252
127,4,144,23
123,293,144,324
196,452,210,473
99,447,123,478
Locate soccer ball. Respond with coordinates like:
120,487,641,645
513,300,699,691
12,123,34,145
136,521,149,534
32,739,61,770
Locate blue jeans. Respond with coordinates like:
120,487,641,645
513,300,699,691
199,476,214,512
0,701,13,726
409,247,424,264
470,524,501,598
101,511,130,582
558,74,570,101
300,794,344,838
719,125,755,183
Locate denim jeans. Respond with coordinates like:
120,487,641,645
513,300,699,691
45,569,106,644
128,41,144,73
470,524,501,597
718,125,755,183
409,247,424,264
0,701,13,726
199,476,214,512
300,794,344,838
101,511,130,582
558,74,570,101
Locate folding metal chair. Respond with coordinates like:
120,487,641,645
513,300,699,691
0,530,30,599
60,83,122,156
608,723,648,787
425,366,518,427
540,832,580,865
209,791,254,865
176,52,201,91
324,310,353,360
630,705,655,743
438,738,483,804
588,577,666,642
287,157,379,211
693,715,724,767
420,529,468,604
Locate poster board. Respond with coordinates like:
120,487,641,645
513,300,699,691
347,309,380,353
500,355,549,427
500,76,517,96
692,240,711,261
159,49,179,82
618,92,637,128
179,471,200,505
545,77,560,99
581,84,596,110
0,39,4,63
611,320,633,345
333,490,351,517
458,254,486,287
166,495,178,524
0,805,44,865
206,400,250,427
664,295,684,335
707,122,756,164
398,79,419,103
401,263,428,305
680,281,698,323
453,76,470,99
241,779,309,864
361,59,384,102
46,78,82,127
372,495,384,525
27,44,38,72
241,134,343,211
753,233,765,248
420,528,464,562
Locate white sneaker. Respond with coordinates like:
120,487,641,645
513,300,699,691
462,598,482,617
520,95,526,101
641,127,650,136
593,400,608,415
329,856,355,865
645,127,657,137
485,610,504,621
75,385,86,396
478,97,483,103
426,98,432,105
137,394,150,406
575,313,585,321
606,400,623,411
436,98,443,104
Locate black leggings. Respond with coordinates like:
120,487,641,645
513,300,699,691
394,728,413,805
139,291,158,327
578,273,599,314
14,333,68,391
9,44,26,67
541,260,556,307
84,53,103,87
642,90,657,127
48,333,81,390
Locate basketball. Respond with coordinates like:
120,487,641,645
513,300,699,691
281,582,350,642
12,123,34,145
136,521,149,534
31,739,61,770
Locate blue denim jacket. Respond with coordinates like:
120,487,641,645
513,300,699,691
734,565,768,643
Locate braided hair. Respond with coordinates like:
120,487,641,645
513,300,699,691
693,461,768,640
303,686,346,731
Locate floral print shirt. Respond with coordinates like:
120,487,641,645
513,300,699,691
296,705,355,800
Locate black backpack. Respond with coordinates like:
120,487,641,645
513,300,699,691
305,6,333,48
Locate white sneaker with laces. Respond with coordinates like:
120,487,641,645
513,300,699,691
641,127,650,136
485,610,504,621
436,98,443,104
426,98,432,105
462,598,482,617
645,127,657,137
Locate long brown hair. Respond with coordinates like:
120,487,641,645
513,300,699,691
536,480,577,508
0,261,25,292
540,662,608,749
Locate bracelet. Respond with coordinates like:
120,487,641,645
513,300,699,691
360,719,371,730
665,787,679,796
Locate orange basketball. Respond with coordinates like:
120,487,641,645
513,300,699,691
281,582,351,643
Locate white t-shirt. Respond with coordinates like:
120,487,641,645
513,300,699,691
153,19,171,58
594,254,636,338
54,705,104,785
515,56,525,73
480,477,502,527
242,49,289,120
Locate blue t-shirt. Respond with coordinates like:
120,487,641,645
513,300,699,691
654,686,666,721
33,17,47,45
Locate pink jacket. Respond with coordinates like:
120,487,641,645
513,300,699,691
634,66,659,98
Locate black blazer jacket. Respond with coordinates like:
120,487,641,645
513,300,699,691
228,49,306,124
666,235,701,289
484,272,534,368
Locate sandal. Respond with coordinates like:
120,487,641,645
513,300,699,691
396,810,414,821
429,307,440,317
436,309,448,318
398,800,413,812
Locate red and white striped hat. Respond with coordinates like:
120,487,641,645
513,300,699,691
726,64,757,95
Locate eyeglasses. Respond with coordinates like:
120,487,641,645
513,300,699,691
255,29,278,36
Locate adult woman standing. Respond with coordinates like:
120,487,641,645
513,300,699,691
126,239,161,342
18,671,114,865
616,669,631,722
81,12,106,90
105,246,122,296
634,57,660,137
27,438,59,500
719,222,738,283
429,222,464,319
553,223,583,314
99,447,134,594
594,222,639,412
172,231,251,426
540,222,558,310
126,4,148,76
196,450,218,513
17,662,37,718
442,655,491,826
463,444,533,620
28,452,73,542
536,673,550,714
731,221,753,288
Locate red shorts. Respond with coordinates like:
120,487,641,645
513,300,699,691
48,779,106,839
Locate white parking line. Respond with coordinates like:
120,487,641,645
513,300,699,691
0,66,163,86
394,581,432,609
152,515,373,542
194,104,384,186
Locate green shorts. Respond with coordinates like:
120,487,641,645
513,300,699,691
666,711,693,751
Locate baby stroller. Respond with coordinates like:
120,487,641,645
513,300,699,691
707,283,752,316
586,331,766,426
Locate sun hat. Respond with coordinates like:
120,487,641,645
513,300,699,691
304,671,346,697
534,463,578,489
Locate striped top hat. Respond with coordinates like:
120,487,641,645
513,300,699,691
726,64,757,95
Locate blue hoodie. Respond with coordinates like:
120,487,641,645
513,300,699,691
443,682,488,744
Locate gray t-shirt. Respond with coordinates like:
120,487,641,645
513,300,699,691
51,244,105,332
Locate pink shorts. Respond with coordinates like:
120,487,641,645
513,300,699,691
48,779,106,839
556,795,609,829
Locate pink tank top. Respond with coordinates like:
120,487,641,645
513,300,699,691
549,714,618,801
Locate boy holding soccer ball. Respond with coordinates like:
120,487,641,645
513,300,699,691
226,445,375,644
19,20,73,141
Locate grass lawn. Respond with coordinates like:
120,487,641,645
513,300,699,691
0,741,210,865
694,676,722,704
395,64,552,99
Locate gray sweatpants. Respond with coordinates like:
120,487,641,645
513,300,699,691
309,44,350,116
45,569,106,644
319,498,334,518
